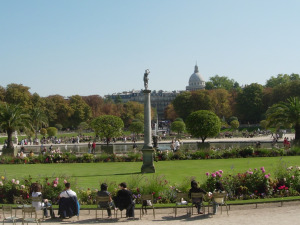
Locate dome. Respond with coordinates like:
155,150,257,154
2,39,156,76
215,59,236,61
186,64,205,91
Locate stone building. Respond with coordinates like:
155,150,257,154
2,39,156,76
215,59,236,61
107,90,181,120
106,64,205,120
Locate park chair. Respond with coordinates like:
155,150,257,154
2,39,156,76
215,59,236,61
95,196,115,219
212,192,229,216
190,192,207,215
14,196,26,217
31,196,54,220
174,193,191,218
140,194,155,219
2,205,20,225
22,206,41,225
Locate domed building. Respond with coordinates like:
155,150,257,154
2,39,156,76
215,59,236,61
186,64,205,91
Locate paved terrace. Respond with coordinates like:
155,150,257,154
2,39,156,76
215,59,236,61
9,201,300,225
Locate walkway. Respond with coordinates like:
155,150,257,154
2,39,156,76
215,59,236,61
26,201,300,225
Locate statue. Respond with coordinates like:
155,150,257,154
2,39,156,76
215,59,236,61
143,69,150,90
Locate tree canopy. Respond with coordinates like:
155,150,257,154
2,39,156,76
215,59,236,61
266,97,300,141
186,110,221,143
91,115,124,145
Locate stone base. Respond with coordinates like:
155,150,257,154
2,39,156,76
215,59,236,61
2,147,18,156
141,164,156,173
141,148,156,173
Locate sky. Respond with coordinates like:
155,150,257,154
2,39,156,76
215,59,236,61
1,0,300,97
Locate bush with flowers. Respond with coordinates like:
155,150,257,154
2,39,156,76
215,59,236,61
3,164,300,205
1,146,300,165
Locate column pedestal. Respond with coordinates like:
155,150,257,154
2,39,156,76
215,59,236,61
141,90,155,173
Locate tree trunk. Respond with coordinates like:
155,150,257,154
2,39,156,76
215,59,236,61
7,129,14,149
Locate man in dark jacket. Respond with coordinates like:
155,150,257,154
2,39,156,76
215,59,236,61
113,182,135,218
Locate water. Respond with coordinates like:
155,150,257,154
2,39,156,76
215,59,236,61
14,141,283,155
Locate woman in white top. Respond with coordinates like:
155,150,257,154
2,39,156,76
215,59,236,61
32,184,54,218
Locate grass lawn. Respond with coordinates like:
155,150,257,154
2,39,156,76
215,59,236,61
1,156,300,189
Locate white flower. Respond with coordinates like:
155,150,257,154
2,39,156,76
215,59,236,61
15,180,20,185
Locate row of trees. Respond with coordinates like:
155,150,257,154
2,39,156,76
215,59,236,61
166,74,300,124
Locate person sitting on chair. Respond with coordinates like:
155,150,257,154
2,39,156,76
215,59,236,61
32,184,54,218
58,183,79,219
97,183,114,218
188,180,206,214
113,182,135,218
212,181,226,215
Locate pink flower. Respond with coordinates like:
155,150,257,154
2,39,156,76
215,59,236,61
262,169,266,173
219,170,223,174
53,183,57,187
260,167,264,171
205,172,210,176
264,174,269,179
292,175,295,179
217,173,222,177
12,179,15,183
15,180,20,185
63,180,68,184
211,173,216,178
55,177,59,181
248,171,253,175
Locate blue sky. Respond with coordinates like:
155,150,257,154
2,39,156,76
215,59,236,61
1,0,299,97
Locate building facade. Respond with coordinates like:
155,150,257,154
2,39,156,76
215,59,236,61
106,64,205,120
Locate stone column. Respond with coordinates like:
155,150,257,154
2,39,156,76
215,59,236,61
141,90,155,173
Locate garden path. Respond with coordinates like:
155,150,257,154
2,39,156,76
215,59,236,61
37,201,299,225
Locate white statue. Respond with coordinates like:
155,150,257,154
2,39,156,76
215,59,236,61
143,69,150,90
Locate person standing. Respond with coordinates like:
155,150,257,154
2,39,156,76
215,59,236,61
92,141,96,154
88,142,91,153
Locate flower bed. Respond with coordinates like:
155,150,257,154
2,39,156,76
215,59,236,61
1,163,300,205
1,146,300,165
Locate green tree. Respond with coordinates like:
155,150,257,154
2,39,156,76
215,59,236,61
78,121,89,134
172,92,193,121
0,86,6,102
40,128,47,136
236,83,264,123
205,75,240,90
230,120,240,129
91,115,124,145
114,95,122,104
29,107,48,138
186,110,221,143
260,120,269,130
55,124,63,131
171,121,186,135
69,95,92,128
128,121,144,138
5,83,32,108
44,95,73,128
266,97,300,142
47,127,58,137
265,74,300,88
0,103,31,152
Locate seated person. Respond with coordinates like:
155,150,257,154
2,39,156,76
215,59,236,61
31,184,54,218
113,182,135,218
188,180,206,214
97,183,114,218
58,183,79,218
212,181,226,215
